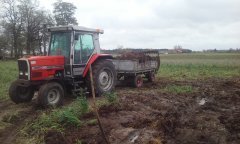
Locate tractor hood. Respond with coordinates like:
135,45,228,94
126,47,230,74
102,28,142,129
18,56,65,81
25,56,65,67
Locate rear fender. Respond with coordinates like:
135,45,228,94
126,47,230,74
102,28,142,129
82,54,113,77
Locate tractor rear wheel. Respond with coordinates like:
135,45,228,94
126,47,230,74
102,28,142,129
91,59,116,96
9,80,34,104
37,82,64,107
133,75,143,88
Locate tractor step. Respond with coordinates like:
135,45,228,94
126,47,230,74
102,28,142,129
71,88,89,97
71,80,88,97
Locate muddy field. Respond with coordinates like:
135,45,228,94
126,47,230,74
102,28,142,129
46,77,240,144
0,77,239,144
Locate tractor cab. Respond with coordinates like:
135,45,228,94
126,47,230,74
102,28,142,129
48,26,104,77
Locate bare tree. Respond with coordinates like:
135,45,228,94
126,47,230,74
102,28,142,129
39,13,55,55
18,0,54,55
1,0,23,58
19,0,42,55
0,34,9,59
1,0,55,57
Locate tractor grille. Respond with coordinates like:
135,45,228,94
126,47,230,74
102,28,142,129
18,60,29,80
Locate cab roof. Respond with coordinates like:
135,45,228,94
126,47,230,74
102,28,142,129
48,25,104,34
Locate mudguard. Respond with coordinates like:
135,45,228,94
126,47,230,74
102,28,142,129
82,54,113,77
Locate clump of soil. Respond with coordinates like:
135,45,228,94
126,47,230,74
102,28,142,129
45,130,68,144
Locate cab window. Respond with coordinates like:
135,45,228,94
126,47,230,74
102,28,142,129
74,34,94,64
49,32,71,64
81,34,94,63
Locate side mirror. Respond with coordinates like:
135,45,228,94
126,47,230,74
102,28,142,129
75,34,79,40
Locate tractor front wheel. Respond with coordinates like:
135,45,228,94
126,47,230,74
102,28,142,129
91,60,117,96
9,80,34,104
37,82,64,107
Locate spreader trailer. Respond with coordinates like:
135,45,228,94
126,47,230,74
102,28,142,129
112,51,160,87
9,25,160,107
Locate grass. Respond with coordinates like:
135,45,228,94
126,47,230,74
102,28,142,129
26,97,89,135
160,53,240,66
2,111,21,123
104,92,118,104
0,61,18,100
95,93,118,108
164,85,194,94
75,139,82,144
159,64,240,80
158,53,240,80
24,92,117,141
86,119,97,126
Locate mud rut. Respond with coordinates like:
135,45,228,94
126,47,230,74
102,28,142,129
0,78,240,144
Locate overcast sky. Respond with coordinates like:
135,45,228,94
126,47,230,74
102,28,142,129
40,0,240,51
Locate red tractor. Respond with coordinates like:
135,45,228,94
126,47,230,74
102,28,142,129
9,26,117,107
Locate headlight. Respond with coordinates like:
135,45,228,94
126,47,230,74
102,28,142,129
19,71,23,75
25,72,29,76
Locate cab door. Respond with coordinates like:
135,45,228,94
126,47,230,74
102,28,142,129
73,33,95,76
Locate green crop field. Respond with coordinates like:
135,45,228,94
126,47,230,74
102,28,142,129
0,53,240,100
158,53,240,80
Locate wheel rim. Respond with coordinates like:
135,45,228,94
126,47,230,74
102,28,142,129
135,76,143,87
98,68,114,91
137,79,142,87
47,88,60,105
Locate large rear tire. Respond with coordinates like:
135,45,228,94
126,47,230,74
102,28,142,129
9,80,34,104
37,82,64,107
91,59,117,96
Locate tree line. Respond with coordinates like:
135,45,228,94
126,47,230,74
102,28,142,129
0,0,78,59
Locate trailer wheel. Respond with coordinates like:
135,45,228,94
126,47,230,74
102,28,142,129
133,75,143,88
37,82,64,107
91,60,116,96
9,80,34,104
148,72,155,82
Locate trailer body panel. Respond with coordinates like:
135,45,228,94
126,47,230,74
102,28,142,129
112,59,158,73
